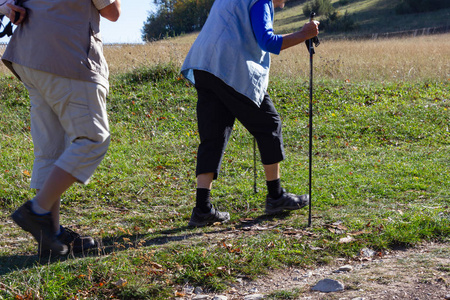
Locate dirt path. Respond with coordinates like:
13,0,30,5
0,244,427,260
1,212,449,299
180,242,450,299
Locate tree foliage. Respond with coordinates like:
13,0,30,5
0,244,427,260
142,0,214,41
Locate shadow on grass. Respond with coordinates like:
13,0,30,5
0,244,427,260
0,212,292,276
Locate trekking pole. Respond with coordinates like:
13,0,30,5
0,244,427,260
253,137,258,193
306,12,320,227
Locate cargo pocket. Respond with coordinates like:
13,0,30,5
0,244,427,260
67,102,96,141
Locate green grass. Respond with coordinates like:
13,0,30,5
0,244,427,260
0,63,449,299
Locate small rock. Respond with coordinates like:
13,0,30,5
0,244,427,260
311,279,344,293
360,247,376,257
248,287,259,293
444,294,450,300
194,286,203,294
192,295,209,300
339,265,353,272
351,297,365,300
339,236,355,243
183,285,194,294
243,294,265,300
303,271,313,277
213,296,228,300
436,277,446,284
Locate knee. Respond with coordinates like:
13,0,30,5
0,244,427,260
73,131,110,159
93,132,111,157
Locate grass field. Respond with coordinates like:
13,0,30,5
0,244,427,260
0,22,449,300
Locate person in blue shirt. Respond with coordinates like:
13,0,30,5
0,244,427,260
181,0,319,226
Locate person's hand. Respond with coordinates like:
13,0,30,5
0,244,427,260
7,3,26,25
280,19,320,51
300,20,320,40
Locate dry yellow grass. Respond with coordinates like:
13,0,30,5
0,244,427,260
1,33,448,83
274,33,450,83
104,33,449,83
104,33,196,76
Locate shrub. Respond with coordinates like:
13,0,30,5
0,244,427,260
395,0,450,14
338,0,350,5
319,10,358,32
302,0,334,18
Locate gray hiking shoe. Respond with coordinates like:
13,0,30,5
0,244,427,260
188,207,230,227
11,201,68,255
40,226,96,256
265,189,309,215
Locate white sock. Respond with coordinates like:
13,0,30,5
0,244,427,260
30,198,50,215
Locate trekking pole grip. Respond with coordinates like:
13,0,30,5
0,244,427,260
305,12,320,55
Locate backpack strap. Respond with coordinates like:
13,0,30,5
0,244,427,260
0,15,14,38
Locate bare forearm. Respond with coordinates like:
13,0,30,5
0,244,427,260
100,0,121,22
280,21,319,51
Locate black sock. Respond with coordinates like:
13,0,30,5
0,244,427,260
196,188,212,213
267,179,282,199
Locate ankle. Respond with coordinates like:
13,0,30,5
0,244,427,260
30,199,51,215
196,202,212,213
266,179,283,199
196,188,212,213
55,225,62,236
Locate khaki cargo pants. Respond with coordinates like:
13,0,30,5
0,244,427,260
12,63,110,189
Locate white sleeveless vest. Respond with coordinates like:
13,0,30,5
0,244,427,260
181,0,271,106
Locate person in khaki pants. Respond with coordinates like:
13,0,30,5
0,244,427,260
2,0,121,256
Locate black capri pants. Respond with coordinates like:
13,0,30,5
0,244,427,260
194,70,285,179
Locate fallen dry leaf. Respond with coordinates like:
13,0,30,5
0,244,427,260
113,278,127,288
339,236,355,244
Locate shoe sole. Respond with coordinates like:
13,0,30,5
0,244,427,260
40,239,97,256
188,218,230,227
265,202,308,215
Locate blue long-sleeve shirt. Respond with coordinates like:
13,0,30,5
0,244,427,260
250,0,283,54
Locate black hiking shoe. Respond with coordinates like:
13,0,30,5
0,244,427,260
188,207,230,227
265,189,309,215
11,201,68,255
40,226,97,256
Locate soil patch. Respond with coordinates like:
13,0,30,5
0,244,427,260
182,242,450,299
